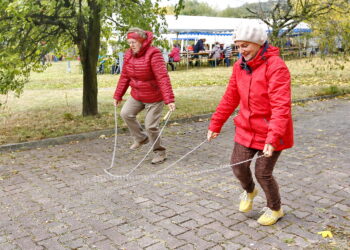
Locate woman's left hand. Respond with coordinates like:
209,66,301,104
263,144,275,157
168,103,176,112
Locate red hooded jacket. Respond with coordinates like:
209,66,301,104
114,31,175,104
209,45,294,151
169,47,181,62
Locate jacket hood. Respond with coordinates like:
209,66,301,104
130,31,153,58
240,43,280,72
263,45,280,58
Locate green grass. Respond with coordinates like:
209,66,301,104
1,56,350,145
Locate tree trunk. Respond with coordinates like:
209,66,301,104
270,27,281,46
81,55,98,116
78,1,101,116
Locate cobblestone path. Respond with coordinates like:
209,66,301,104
0,98,349,249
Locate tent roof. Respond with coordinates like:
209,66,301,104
165,15,311,34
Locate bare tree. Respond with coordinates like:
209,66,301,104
246,0,339,44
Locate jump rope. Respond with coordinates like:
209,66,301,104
103,106,264,181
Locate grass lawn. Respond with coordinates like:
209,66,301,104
1,56,350,145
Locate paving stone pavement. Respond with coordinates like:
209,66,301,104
0,97,349,250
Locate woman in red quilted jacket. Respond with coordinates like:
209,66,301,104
207,23,294,226
168,44,181,71
114,28,175,164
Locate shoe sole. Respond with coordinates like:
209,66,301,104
258,216,284,226
151,158,167,165
129,138,149,150
239,206,253,213
258,212,284,226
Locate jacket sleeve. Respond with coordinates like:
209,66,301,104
168,48,175,58
113,55,130,101
265,58,292,148
209,64,240,133
150,49,175,104
200,40,206,51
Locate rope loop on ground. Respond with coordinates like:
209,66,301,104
104,106,263,181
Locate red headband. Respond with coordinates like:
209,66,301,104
127,32,146,43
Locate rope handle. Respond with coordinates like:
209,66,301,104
104,107,174,177
163,110,172,121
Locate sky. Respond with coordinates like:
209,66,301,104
159,0,267,10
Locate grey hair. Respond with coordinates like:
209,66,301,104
127,27,147,39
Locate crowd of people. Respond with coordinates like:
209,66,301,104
95,38,238,74
166,39,238,70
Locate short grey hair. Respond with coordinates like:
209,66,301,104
127,27,147,39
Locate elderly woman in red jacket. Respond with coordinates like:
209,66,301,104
168,44,181,71
114,27,175,164
207,23,294,226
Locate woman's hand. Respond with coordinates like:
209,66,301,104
114,99,123,107
167,103,176,112
263,144,275,157
207,130,219,141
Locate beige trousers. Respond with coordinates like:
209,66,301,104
120,96,165,151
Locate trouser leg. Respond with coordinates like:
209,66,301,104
144,101,165,152
231,142,257,193
169,62,175,71
225,58,230,67
120,97,147,142
255,151,282,211
194,55,199,66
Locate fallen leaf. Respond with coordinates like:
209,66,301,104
317,231,333,238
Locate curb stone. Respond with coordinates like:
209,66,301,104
0,93,345,152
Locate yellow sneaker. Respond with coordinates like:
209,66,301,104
239,188,258,212
257,207,284,226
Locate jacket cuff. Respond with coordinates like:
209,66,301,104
113,94,122,101
265,135,279,149
208,123,222,133
164,98,175,105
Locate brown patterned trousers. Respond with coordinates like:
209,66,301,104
231,142,282,211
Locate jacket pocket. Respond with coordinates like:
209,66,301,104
233,114,242,127
251,117,269,135
233,114,247,130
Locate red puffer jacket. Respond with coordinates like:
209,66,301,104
114,31,175,104
209,45,294,151
169,47,181,62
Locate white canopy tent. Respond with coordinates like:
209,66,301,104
162,15,311,50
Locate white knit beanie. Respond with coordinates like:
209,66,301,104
234,23,268,46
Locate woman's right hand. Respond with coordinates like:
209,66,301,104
114,99,122,107
207,130,219,141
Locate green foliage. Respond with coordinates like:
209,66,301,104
0,0,185,111
166,0,275,18
310,1,350,53
0,0,50,98
316,85,347,96
0,0,77,101
63,113,74,121
105,0,169,49
178,0,217,16
219,2,276,18
219,7,250,18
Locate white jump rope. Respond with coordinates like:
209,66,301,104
103,106,264,180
